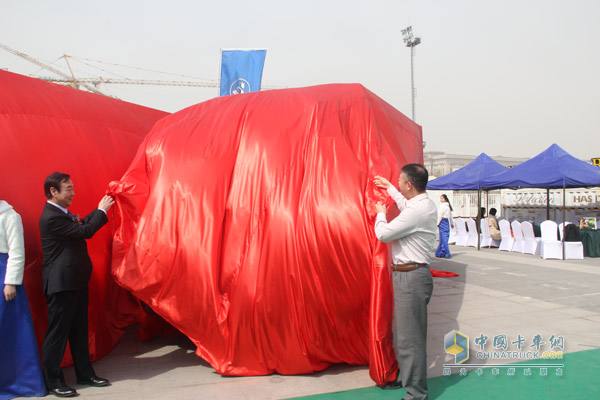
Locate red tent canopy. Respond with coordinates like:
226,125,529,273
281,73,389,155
109,84,423,384
0,70,168,363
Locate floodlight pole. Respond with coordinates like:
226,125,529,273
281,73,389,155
402,26,421,122
410,45,416,120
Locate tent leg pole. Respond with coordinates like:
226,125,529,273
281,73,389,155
546,188,550,220
562,186,566,260
477,189,481,250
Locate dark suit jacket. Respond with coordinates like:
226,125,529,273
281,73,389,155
40,203,108,295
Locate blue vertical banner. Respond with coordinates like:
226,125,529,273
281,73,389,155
219,49,267,96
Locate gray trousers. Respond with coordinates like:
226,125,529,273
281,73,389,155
392,266,433,400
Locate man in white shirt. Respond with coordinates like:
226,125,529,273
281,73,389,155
373,164,437,400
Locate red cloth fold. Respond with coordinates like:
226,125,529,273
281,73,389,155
431,269,460,278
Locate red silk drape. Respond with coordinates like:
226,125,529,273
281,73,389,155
0,70,168,364
109,84,423,384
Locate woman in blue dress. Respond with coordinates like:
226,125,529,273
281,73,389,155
0,200,46,400
435,194,454,258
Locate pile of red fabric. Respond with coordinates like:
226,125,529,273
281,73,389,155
0,70,167,364
109,84,423,385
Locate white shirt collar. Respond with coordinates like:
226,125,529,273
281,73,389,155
406,192,428,204
47,200,69,214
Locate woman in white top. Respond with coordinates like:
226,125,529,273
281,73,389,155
435,194,454,258
0,200,46,399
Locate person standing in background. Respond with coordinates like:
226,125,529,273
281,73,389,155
435,194,454,258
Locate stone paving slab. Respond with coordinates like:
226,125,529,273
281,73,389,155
57,245,600,399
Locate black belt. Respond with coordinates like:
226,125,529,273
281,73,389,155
392,263,427,272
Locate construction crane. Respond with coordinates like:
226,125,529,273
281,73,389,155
0,43,104,94
0,43,220,95
39,76,218,88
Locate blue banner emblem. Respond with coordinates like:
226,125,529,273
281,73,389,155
219,49,266,96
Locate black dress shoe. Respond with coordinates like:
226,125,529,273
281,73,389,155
48,385,78,397
76,375,111,387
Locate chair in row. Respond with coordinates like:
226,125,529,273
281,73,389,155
498,219,584,260
558,222,585,260
453,218,478,247
452,218,498,248
498,220,539,254
480,219,500,248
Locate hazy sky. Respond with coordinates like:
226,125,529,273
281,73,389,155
2,0,599,159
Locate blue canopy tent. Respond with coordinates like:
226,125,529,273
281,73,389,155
427,153,509,249
481,144,600,259
481,143,600,219
480,144,600,190
428,153,508,190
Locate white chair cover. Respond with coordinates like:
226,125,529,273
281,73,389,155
510,220,525,253
465,218,478,247
498,219,514,252
521,221,539,255
565,242,584,259
448,220,457,244
558,222,572,241
480,218,500,248
454,218,469,246
540,220,563,259
559,222,584,259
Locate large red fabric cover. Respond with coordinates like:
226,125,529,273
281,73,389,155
0,70,168,363
109,84,423,384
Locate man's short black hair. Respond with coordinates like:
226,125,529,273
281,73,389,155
401,163,429,192
44,172,70,199
489,208,497,216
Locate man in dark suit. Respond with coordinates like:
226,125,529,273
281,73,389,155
40,172,114,397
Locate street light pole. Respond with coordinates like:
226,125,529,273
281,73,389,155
401,26,421,122
410,44,416,120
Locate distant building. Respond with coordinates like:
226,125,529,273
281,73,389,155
424,151,528,179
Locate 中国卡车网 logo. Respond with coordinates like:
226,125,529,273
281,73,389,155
445,330,469,364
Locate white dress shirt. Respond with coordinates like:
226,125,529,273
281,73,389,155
437,202,454,227
0,200,25,285
374,187,438,265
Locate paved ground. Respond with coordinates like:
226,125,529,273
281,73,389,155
57,246,600,399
